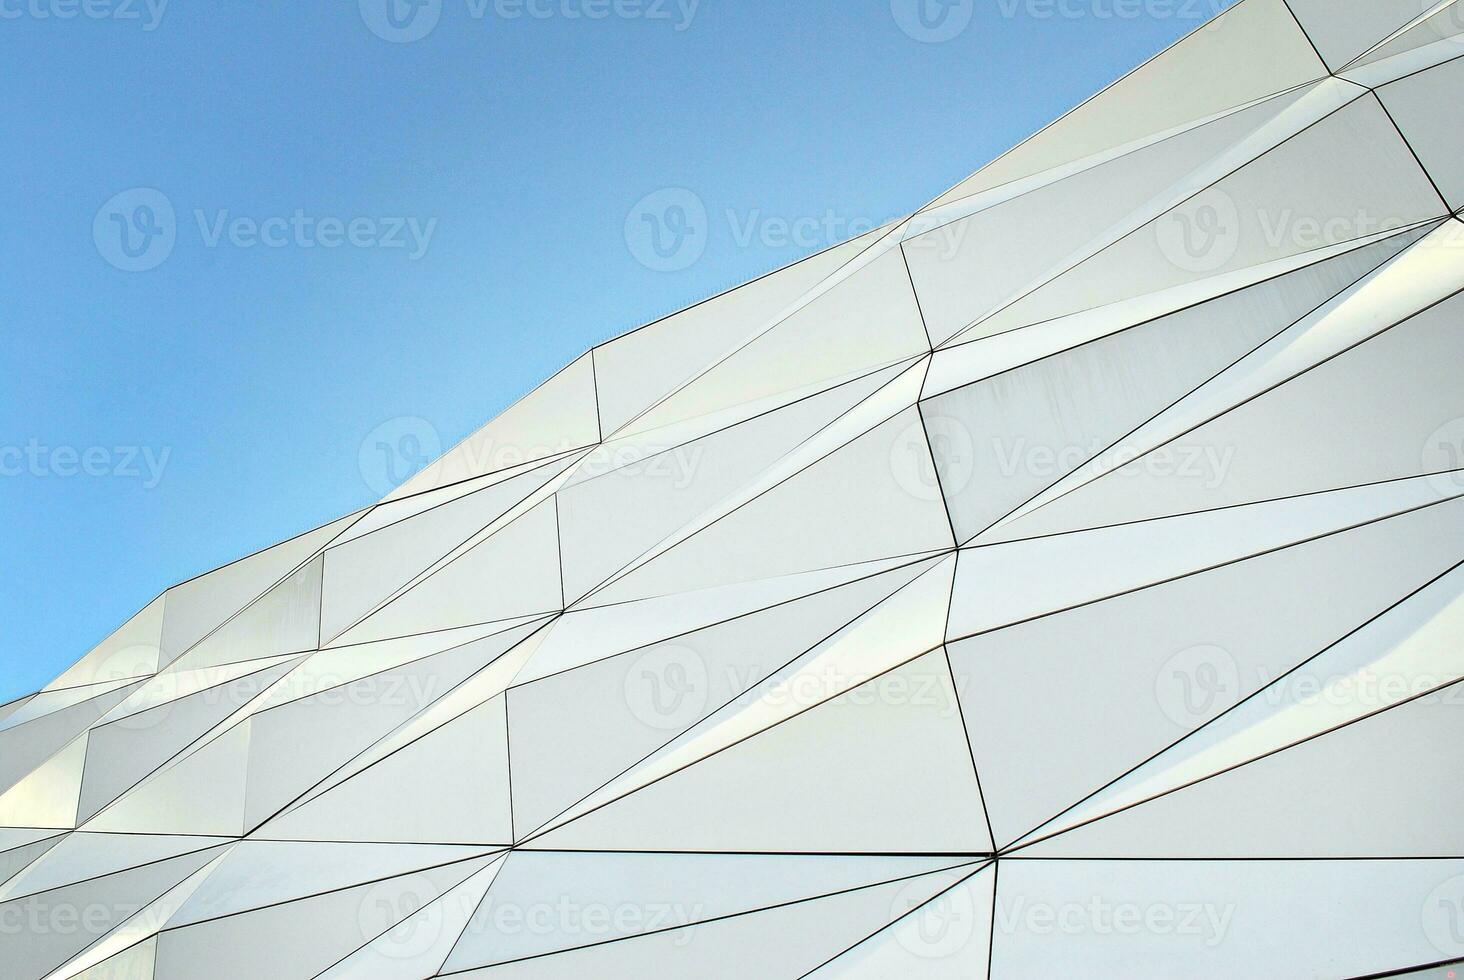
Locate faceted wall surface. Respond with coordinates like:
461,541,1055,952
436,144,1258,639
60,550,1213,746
5,1,1464,976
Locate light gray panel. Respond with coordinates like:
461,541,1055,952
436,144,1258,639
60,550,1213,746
322,462,562,642
258,696,512,845
170,555,322,671
0,847,222,980
558,366,897,603
906,84,1321,345
928,0,1326,204
970,93,1445,339
83,721,252,837
1285,0,1427,69
72,936,157,980
1031,687,1464,858
0,835,63,891
45,595,165,693
155,860,486,980
78,659,298,823
949,495,1464,848
625,249,927,434
0,681,143,797
1352,2,1464,69
338,501,562,645
925,226,1425,541
240,626,535,831
533,651,990,854
506,558,933,837
997,287,1464,538
389,352,600,500
0,694,35,726
1379,55,1464,212
593,230,882,434
991,858,1464,978
158,514,354,666
445,851,977,971
167,841,491,928
588,407,954,606
312,856,506,979
1022,559,1464,846
0,832,225,903
808,866,996,980
450,863,977,980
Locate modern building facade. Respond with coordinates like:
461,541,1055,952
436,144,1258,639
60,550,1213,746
4,0,1464,975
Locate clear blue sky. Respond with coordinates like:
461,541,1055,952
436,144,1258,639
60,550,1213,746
0,0,1235,702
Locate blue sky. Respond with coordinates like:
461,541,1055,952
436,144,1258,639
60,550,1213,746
0,0,1234,701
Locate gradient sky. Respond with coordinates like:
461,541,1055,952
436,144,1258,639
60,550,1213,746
0,0,1236,702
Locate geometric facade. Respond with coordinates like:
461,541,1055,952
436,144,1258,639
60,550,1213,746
5,1,1464,975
